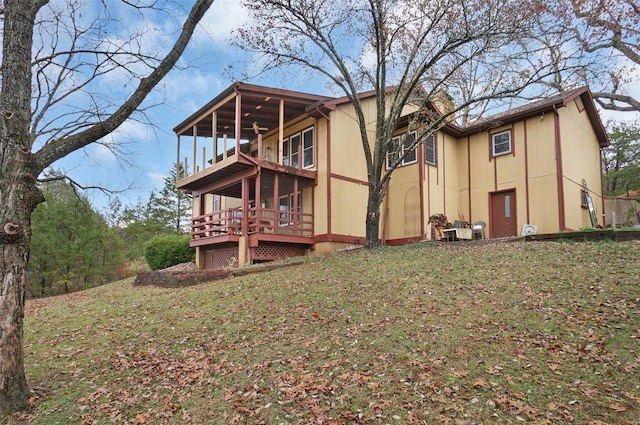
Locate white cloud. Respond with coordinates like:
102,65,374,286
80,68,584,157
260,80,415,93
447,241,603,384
113,118,154,143
147,171,166,187
194,0,249,44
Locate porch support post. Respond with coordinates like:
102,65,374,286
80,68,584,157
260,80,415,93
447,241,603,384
176,134,181,181
238,236,249,267
242,177,249,236
293,177,299,235
223,134,228,160
257,133,263,159
255,171,262,225
278,99,284,163
274,172,280,231
192,124,197,173
212,111,218,165
235,92,242,154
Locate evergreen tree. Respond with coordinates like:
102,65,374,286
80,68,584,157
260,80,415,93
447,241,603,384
148,164,192,235
603,122,640,197
29,179,125,297
105,196,169,260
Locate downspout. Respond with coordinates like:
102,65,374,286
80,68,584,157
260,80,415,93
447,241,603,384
418,140,425,240
599,147,606,227
467,136,471,223
524,120,530,224
553,105,566,231
314,106,332,239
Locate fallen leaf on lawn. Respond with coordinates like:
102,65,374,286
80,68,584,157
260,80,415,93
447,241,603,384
609,403,627,412
133,411,152,425
472,377,487,388
624,392,640,402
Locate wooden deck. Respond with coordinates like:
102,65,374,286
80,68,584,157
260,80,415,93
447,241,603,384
190,207,314,247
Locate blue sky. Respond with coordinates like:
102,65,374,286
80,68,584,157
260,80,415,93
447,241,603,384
49,0,328,213
46,0,637,214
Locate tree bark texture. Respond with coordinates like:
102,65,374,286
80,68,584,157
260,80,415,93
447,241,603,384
0,0,43,414
365,188,383,249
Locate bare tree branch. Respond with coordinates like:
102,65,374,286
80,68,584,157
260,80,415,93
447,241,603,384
33,0,214,173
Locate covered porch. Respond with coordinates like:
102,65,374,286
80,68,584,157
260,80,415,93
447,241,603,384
173,82,329,268
172,81,329,180
186,154,316,268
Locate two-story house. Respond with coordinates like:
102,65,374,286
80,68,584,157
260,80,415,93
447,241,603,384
173,82,608,269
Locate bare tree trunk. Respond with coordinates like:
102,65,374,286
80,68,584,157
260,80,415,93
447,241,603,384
365,187,383,249
0,186,42,414
0,0,44,414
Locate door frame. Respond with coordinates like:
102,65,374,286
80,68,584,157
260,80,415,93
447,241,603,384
489,188,518,238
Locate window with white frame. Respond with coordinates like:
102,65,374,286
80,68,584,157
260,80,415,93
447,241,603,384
424,133,437,166
283,127,314,168
302,128,314,168
386,131,418,168
491,130,512,157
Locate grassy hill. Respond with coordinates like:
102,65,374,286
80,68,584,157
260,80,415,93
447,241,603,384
6,240,640,424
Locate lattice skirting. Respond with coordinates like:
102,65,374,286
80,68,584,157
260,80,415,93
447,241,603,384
251,243,306,261
203,247,239,269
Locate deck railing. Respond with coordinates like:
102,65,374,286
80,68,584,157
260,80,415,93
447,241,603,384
191,207,313,240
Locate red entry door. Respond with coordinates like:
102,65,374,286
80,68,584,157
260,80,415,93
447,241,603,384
491,190,517,238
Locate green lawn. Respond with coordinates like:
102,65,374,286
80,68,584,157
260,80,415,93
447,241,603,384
5,240,640,424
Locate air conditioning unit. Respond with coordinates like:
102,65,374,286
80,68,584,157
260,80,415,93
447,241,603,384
521,224,538,236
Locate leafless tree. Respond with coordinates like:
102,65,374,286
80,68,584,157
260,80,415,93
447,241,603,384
235,0,559,248
537,0,640,112
0,0,214,414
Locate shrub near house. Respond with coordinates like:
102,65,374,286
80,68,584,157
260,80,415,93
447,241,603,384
144,235,194,270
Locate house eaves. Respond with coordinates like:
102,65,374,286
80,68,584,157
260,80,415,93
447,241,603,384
173,81,333,137
441,87,609,148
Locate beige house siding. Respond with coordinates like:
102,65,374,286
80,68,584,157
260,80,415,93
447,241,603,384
386,92,606,241
558,99,605,229
522,113,560,234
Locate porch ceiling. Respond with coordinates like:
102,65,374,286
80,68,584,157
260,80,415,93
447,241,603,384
178,154,317,199
176,157,254,195
174,82,331,142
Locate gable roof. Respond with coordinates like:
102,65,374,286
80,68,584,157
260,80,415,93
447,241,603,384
443,87,609,147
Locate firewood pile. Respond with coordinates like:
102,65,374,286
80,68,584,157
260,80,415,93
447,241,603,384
428,214,451,240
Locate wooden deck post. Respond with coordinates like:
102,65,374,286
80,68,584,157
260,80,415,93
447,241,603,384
279,98,284,163
242,177,249,236
274,173,279,230
212,111,217,165
293,177,299,235
176,134,181,181
192,124,197,174
255,172,262,231
235,92,242,155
